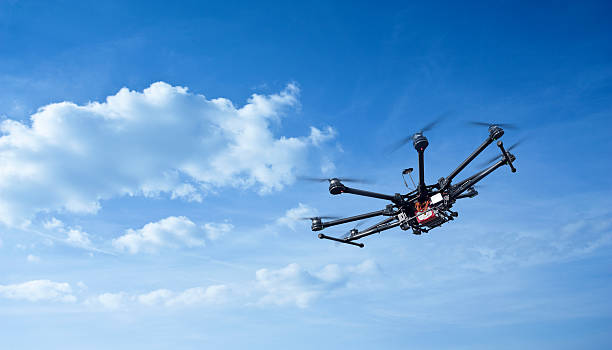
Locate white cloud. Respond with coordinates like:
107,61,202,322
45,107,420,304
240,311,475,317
112,216,205,254
0,261,375,310
65,228,92,248
170,183,202,202
26,254,40,263
86,292,129,310
255,261,378,308
42,217,93,249
349,259,380,275
0,82,335,226
276,203,317,231
43,217,63,230
164,285,229,306
0,280,76,302
308,126,336,146
90,285,230,309
76,281,87,291
255,263,325,308
83,261,377,310
411,210,612,276
320,156,336,174
202,221,233,240
137,289,173,306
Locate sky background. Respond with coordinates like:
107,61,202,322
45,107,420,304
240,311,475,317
1,1,611,349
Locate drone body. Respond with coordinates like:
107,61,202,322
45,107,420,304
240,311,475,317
309,123,518,248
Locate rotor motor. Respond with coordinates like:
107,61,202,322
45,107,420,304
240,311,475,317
412,133,429,151
311,217,323,231
328,178,344,195
488,125,504,140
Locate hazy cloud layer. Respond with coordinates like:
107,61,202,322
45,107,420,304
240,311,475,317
86,284,230,310
2,260,379,310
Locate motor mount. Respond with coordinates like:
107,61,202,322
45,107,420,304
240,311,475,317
328,178,345,195
412,133,429,151
488,125,504,140
311,217,323,231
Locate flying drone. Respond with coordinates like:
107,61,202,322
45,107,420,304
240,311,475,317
303,120,520,248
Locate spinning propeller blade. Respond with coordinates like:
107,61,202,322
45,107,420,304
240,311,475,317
386,113,449,153
385,136,413,153
297,176,372,184
299,216,340,221
467,121,519,130
340,220,369,239
420,114,446,133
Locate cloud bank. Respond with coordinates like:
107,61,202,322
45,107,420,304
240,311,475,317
0,82,333,226
1,260,379,310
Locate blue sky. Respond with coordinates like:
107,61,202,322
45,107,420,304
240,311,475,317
1,1,611,349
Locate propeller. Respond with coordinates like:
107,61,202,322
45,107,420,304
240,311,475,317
340,220,369,240
467,121,519,130
386,113,449,153
298,216,341,221
480,137,527,166
297,176,373,184
420,116,445,133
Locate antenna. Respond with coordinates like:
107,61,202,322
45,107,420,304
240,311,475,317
402,168,416,189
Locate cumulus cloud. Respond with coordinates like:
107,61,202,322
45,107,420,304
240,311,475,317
136,289,173,306
86,292,129,310
308,126,336,146
276,203,317,231
202,221,233,241
170,183,202,202
0,82,334,226
112,216,204,254
42,217,93,249
255,260,380,308
0,280,76,302
65,228,92,247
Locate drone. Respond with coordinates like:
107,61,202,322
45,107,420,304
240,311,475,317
303,121,519,248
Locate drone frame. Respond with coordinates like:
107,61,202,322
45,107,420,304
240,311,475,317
311,125,517,248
